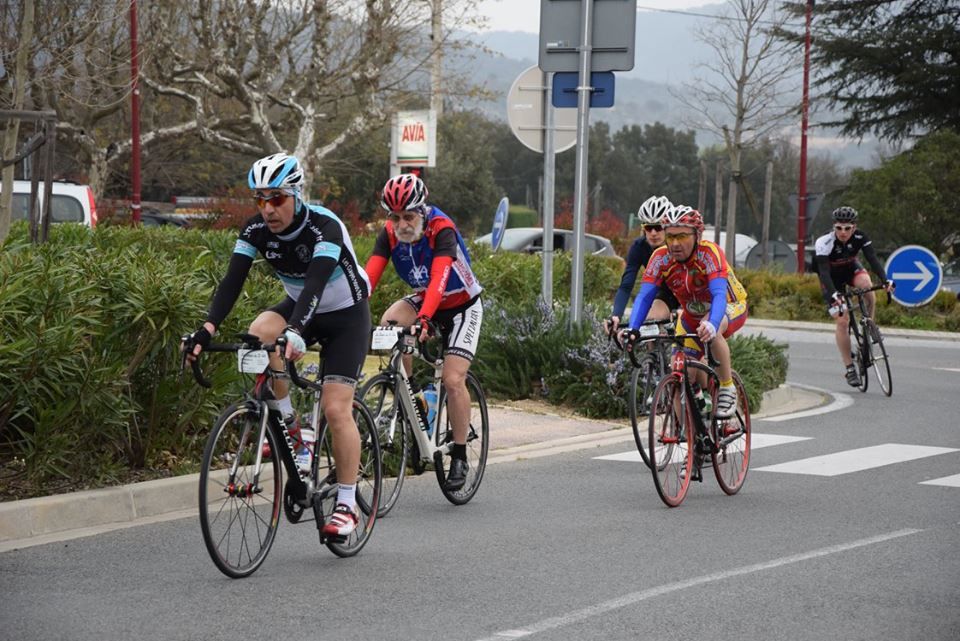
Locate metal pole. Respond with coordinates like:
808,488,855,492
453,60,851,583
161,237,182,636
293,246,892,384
697,159,706,214
796,0,813,273
430,0,443,117
762,160,773,267
130,0,141,223
570,0,594,324
714,163,722,245
542,71,556,305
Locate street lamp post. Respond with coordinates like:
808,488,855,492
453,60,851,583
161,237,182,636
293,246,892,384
796,0,812,273
130,0,141,223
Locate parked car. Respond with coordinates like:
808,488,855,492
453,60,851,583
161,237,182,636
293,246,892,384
475,227,618,258
2,179,98,227
942,257,960,296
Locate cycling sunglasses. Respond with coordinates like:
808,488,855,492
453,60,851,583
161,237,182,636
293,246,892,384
664,231,695,243
834,224,855,232
253,191,289,208
386,211,421,224
643,224,664,232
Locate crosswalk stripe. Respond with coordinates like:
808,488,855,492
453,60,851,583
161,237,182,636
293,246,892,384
593,433,811,462
754,443,959,476
919,474,960,488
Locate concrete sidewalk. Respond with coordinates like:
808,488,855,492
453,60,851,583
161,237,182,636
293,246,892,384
0,383,826,552
746,317,960,342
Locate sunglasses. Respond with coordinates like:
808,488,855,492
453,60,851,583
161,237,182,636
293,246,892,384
664,231,695,243
387,212,420,224
834,224,855,232
253,192,289,208
643,224,663,233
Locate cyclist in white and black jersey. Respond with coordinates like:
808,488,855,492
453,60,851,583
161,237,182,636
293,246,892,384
814,206,894,387
185,153,371,538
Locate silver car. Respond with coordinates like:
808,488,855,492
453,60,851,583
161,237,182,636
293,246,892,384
475,227,618,257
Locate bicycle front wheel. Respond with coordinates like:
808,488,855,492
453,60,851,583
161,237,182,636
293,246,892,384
647,375,693,507
629,358,659,468
848,321,869,393
199,402,281,579
316,399,382,558
358,372,408,517
865,319,893,396
434,372,489,505
711,371,751,495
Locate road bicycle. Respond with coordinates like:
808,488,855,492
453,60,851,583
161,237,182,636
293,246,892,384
842,284,893,396
358,322,489,517
608,316,675,469
182,333,382,578
636,333,751,508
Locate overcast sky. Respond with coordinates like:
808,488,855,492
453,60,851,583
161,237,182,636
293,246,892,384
471,0,719,32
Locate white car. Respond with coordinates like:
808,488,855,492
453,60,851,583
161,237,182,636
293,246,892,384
475,227,618,257
2,179,98,227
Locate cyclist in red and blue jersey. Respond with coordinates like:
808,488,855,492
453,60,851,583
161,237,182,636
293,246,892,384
184,153,371,538
365,173,482,491
621,205,748,418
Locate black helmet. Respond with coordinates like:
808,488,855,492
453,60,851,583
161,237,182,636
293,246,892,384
831,206,858,223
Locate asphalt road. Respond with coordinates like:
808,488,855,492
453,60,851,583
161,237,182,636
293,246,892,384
2,329,959,641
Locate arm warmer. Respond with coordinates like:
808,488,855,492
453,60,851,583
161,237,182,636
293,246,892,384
418,255,453,320
815,254,839,297
365,254,389,293
861,243,887,282
612,241,646,318
205,252,254,328
707,278,728,330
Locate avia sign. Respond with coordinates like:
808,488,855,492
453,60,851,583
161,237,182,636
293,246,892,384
391,110,437,167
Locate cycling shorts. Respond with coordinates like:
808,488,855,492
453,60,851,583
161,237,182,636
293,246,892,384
820,261,868,306
655,286,680,311
268,298,371,386
402,294,483,361
674,302,748,359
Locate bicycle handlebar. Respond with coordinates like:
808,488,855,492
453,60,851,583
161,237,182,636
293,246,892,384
180,334,323,392
377,320,443,365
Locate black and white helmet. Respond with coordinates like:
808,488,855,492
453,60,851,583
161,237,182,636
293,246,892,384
831,206,858,223
636,195,673,225
247,153,305,192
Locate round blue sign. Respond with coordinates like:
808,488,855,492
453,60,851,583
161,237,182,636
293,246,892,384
884,244,942,307
491,197,509,252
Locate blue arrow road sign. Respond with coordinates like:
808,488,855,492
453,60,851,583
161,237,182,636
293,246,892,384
884,244,942,307
491,197,509,252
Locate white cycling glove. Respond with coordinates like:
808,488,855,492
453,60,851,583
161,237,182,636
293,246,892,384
698,320,717,342
283,328,306,354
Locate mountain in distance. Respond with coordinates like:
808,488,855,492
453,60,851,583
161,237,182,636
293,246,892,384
452,3,879,168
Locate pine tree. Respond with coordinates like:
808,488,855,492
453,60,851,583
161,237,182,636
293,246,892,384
780,0,960,141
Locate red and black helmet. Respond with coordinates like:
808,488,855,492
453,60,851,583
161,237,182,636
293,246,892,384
663,205,705,234
380,174,428,213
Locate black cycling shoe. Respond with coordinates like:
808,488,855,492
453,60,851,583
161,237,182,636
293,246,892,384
845,365,861,387
443,458,469,491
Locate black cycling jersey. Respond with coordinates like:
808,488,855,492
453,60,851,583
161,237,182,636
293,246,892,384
814,229,887,297
206,201,370,332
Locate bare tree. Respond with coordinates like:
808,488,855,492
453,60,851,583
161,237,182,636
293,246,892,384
673,0,799,260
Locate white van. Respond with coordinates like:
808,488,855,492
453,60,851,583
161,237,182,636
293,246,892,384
2,179,98,227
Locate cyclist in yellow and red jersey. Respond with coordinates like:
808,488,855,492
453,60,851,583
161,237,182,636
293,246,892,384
622,205,748,418
364,173,483,492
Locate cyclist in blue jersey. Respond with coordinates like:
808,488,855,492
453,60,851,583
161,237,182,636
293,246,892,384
184,153,371,538
365,173,483,492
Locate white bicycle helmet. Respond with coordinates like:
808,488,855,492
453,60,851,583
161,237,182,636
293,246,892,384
636,195,673,225
247,153,305,191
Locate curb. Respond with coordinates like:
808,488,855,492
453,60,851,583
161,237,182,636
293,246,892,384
0,382,828,550
746,318,960,342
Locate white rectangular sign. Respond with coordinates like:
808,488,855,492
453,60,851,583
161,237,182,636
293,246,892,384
391,110,437,167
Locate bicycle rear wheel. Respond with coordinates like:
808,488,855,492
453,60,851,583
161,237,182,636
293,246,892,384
434,372,489,505
647,376,693,507
358,372,408,517
629,357,660,468
199,402,281,579
316,399,382,558
864,319,893,396
711,371,751,495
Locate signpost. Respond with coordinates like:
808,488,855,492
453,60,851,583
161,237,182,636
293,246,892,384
491,197,509,252
885,245,943,307
389,110,437,176
506,66,576,154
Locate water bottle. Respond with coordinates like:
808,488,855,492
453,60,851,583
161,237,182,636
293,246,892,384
413,391,429,431
422,384,438,437
691,384,711,420
296,427,315,476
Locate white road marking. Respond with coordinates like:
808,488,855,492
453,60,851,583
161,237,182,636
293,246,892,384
920,474,960,488
594,433,811,462
473,529,923,641
755,443,959,476
932,367,960,373
761,389,854,422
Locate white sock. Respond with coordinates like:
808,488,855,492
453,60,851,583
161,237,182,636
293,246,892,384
277,396,294,418
337,484,356,510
